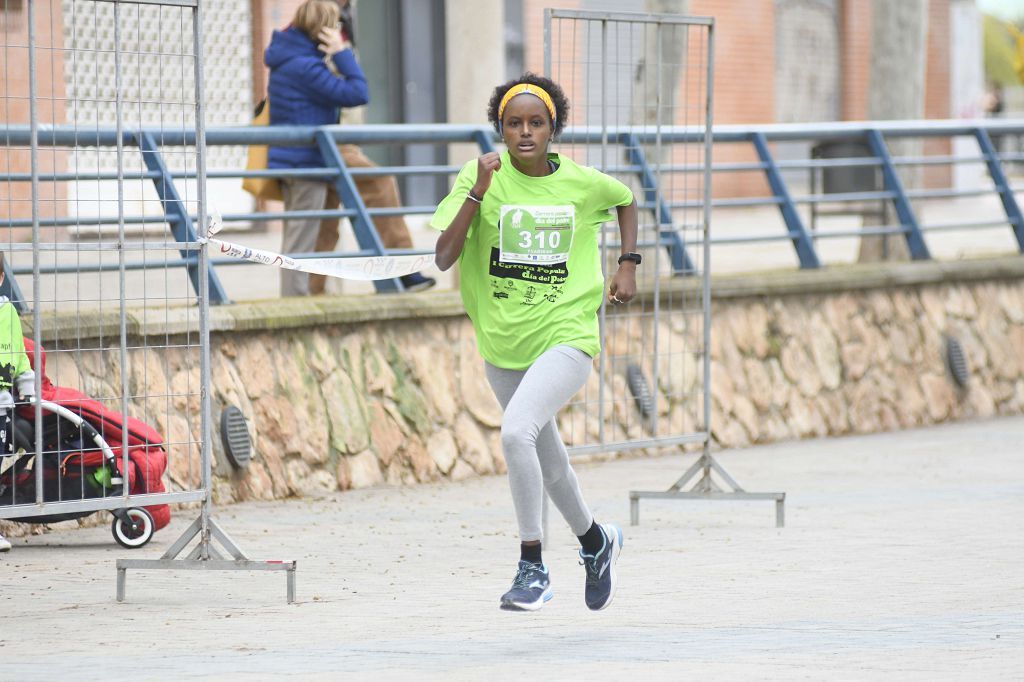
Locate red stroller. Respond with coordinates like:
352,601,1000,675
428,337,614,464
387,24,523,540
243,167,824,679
0,339,170,548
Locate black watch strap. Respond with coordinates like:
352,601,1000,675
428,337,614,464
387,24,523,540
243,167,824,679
617,252,642,265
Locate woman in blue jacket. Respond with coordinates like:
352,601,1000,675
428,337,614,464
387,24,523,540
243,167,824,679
265,0,433,295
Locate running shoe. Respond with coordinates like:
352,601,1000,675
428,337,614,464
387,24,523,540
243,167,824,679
400,272,436,292
579,523,623,610
500,560,552,611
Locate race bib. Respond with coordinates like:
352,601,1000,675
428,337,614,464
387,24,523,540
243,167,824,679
499,204,575,264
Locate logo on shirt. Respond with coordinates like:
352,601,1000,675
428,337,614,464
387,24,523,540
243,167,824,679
499,204,575,265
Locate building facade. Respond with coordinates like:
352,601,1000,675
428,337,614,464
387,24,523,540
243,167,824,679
0,0,974,225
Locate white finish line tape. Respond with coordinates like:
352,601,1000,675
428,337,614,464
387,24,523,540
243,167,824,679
203,212,434,281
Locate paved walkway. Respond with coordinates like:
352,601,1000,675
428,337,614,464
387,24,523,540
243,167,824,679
2,417,1023,680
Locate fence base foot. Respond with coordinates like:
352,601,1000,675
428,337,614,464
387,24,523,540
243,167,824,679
116,566,126,602
115,514,297,604
629,452,786,528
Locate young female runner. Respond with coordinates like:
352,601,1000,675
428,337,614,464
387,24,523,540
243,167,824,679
432,74,640,611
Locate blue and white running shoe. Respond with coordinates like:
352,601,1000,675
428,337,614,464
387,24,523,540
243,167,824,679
500,560,552,611
579,523,623,611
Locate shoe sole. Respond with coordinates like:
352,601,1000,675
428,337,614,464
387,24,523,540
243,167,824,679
500,587,553,612
589,524,623,611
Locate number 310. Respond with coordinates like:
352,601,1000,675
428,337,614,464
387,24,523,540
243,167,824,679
518,230,562,250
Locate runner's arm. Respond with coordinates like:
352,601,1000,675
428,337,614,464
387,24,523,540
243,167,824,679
608,198,639,303
435,153,501,271
435,201,478,271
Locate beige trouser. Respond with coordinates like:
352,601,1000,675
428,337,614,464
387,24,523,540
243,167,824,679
280,144,414,296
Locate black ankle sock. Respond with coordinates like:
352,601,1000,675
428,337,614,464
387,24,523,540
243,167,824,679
520,542,542,565
578,521,605,556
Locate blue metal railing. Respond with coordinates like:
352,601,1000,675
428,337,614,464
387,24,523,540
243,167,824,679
2,118,1022,306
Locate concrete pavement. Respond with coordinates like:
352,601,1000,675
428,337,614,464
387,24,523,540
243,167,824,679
1,417,1022,680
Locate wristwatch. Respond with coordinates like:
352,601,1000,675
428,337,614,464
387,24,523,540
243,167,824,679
617,252,642,265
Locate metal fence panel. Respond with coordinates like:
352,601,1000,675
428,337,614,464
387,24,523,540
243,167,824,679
544,9,785,525
544,10,711,458
0,0,292,597
0,0,207,530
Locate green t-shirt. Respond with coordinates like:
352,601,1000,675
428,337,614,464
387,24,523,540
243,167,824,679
0,299,29,391
431,151,633,370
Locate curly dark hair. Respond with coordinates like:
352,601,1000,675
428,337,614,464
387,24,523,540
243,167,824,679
487,73,569,138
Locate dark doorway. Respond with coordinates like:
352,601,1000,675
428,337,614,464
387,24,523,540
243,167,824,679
355,0,447,205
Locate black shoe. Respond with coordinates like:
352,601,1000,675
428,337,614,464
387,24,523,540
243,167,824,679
580,523,623,610
500,560,552,611
400,272,436,292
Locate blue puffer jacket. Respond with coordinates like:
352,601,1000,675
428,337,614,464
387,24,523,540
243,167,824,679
265,26,369,169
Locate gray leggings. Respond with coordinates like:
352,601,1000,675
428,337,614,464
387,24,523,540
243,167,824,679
485,344,594,542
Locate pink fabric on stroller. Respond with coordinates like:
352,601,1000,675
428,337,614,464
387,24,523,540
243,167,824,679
20,339,171,530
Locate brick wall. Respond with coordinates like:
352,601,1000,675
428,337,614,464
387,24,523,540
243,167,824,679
0,1,68,237
840,0,872,120
924,0,952,187
251,0,308,101
692,0,775,197
523,0,581,75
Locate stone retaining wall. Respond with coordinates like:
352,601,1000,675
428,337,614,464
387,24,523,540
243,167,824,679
3,257,1023,530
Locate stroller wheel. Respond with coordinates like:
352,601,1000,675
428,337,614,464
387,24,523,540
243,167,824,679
111,508,155,549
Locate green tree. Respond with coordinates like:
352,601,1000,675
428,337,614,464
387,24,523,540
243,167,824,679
984,14,1020,85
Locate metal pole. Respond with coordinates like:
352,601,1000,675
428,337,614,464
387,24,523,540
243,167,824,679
540,9,557,551
597,17,608,447
194,0,214,560
543,9,552,80
750,132,821,268
650,19,664,438
28,0,44,507
114,1,132,505
865,129,931,260
973,127,1024,251
701,21,715,476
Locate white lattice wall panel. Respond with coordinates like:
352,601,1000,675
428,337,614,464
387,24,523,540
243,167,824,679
61,0,251,170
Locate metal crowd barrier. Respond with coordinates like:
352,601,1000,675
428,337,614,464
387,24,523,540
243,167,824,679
0,0,296,603
1,118,1022,307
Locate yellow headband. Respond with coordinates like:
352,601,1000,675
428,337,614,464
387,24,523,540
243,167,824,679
498,83,557,124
